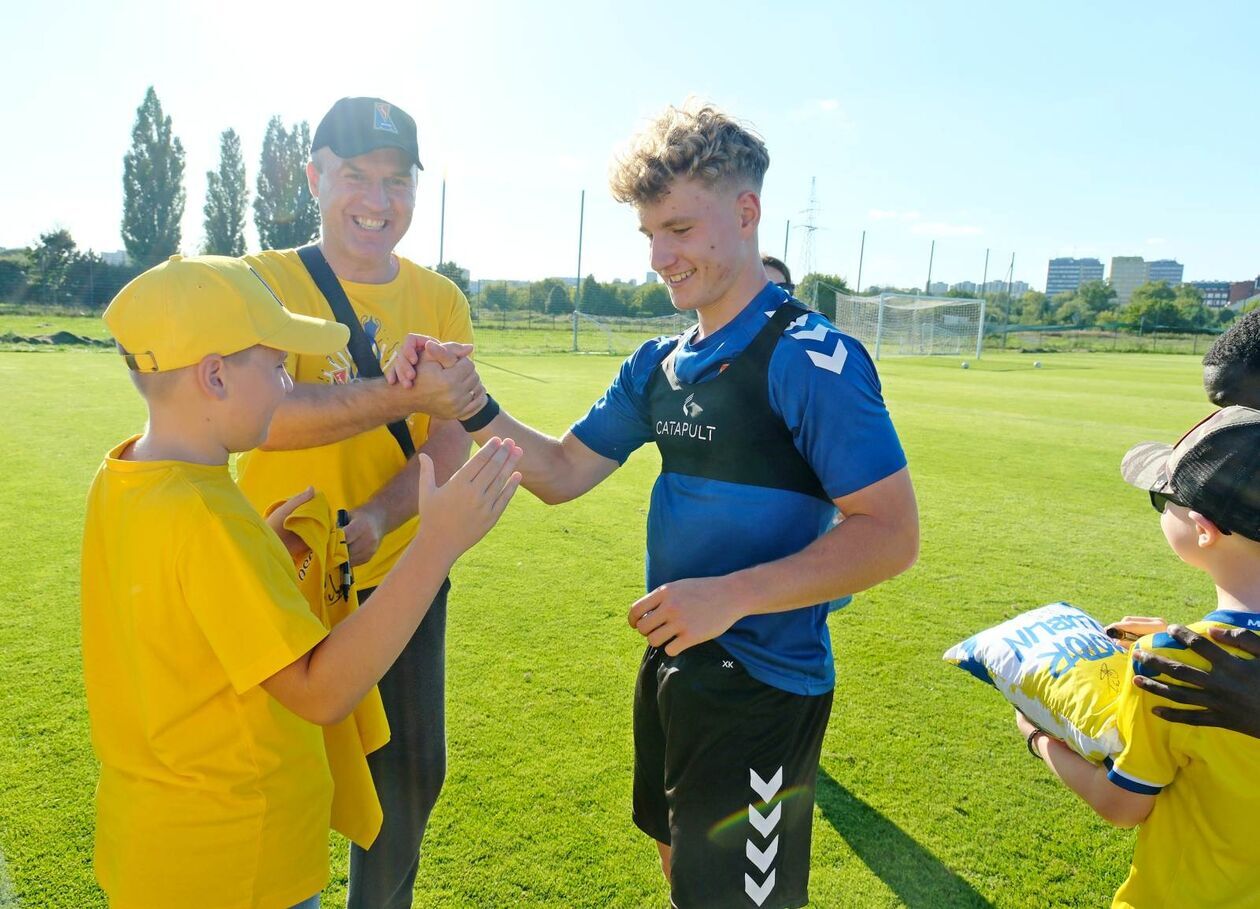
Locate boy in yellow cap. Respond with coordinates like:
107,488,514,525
83,255,522,909
1016,405,1260,908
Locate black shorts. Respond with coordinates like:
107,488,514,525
632,641,833,909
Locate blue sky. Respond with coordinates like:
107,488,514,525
2,0,1256,291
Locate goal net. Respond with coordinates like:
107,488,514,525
831,293,985,359
572,310,697,355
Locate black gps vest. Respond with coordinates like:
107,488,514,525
644,303,830,502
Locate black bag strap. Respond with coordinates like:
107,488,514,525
296,245,416,460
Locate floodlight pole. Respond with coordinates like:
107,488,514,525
925,240,935,294
976,247,989,359
856,229,866,294
438,177,446,266
1002,252,1015,349
783,220,790,260
572,189,585,353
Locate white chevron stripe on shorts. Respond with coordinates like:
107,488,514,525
745,767,784,906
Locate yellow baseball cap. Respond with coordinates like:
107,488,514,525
104,254,349,372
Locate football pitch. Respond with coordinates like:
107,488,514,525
0,342,1213,907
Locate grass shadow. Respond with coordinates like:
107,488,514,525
816,769,993,908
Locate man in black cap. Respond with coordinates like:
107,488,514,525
236,96,482,908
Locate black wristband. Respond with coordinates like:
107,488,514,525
1026,728,1046,759
459,394,500,432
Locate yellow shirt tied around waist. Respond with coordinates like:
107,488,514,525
1105,611,1260,909
265,490,390,849
80,437,333,909
237,250,475,589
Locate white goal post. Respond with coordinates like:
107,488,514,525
831,293,986,360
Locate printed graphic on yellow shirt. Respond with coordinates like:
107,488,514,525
320,315,400,386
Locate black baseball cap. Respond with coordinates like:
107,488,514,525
1121,405,1260,541
311,97,423,170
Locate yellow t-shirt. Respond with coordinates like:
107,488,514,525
237,250,474,588
1107,611,1260,909
81,437,333,909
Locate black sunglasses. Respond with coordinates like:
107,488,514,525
1149,489,1233,534
1148,490,1187,514
776,281,796,295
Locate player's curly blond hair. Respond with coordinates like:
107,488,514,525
608,100,769,206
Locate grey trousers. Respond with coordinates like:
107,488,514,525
346,579,449,909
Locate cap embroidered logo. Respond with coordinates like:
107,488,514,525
373,103,399,134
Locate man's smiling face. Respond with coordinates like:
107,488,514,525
309,146,417,274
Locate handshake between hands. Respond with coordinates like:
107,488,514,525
386,333,488,422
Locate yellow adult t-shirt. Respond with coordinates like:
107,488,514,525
1106,611,1260,909
81,438,333,909
238,250,475,588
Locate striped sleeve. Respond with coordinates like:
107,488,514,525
1107,633,1183,795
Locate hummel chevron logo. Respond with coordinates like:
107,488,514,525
806,335,848,375
750,767,783,804
745,869,777,906
746,835,779,873
748,802,781,837
788,321,831,343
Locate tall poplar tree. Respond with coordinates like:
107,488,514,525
254,117,320,249
121,87,186,267
202,129,248,256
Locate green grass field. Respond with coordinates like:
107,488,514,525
0,334,1215,907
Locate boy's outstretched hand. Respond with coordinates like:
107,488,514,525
416,437,522,560
1104,615,1168,647
1133,624,1260,739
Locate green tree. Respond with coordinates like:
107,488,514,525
202,129,248,256
28,228,79,304
578,275,626,316
1054,295,1094,327
0,259,28,303
435,261,470,296
254,117,320,249
517,278,564,316
545,282,572,315
122,86,186,267
1076,280,1118,318
508,286,532,311
986,291,1013,327
631,282,674,316
1123,281,1181,331
1017,290,1049,325
1174,285,1210,332
63,252,139,308
480,282,509,311
796,272,851,320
